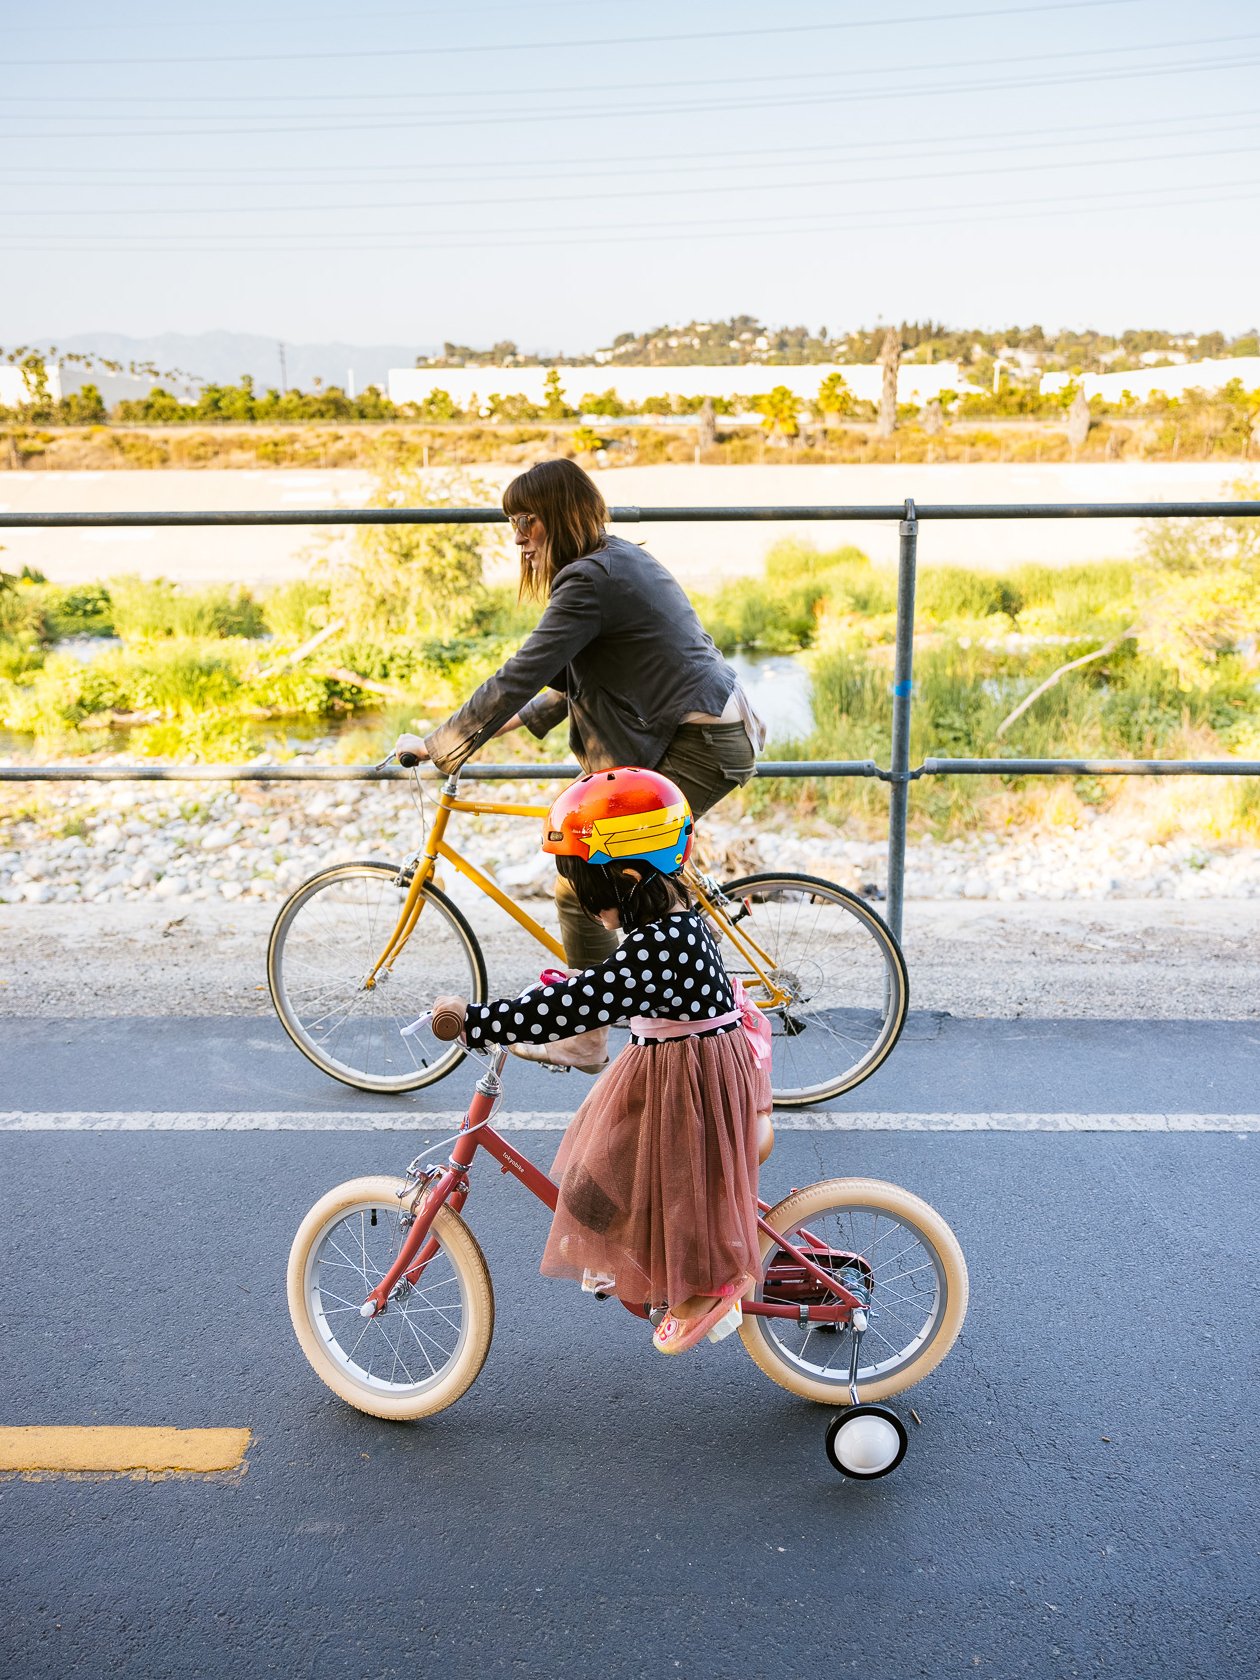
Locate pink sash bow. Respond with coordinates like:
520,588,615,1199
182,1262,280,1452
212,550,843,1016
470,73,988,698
629,977,771,1068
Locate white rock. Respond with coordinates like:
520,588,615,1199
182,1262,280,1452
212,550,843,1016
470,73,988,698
155,875,189,899
498,855,553,890
20,882,53,903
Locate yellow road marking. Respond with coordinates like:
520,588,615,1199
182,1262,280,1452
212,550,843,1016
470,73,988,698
0,1426,251,1474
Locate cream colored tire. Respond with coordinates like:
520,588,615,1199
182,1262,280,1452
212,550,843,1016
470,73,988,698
739,1177,968,1405
288,1175,494,1421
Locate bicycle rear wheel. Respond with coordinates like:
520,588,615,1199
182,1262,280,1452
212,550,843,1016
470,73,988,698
268,860,487,1093
739,1178,968,1405
718,872,908,1106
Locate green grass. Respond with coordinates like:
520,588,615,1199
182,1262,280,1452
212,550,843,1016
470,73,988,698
2,532,1257,842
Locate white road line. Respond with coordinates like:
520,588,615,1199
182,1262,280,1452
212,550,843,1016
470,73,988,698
0,1111,1256,1132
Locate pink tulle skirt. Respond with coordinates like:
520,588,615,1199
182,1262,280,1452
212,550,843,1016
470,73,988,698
539,1027,769,1306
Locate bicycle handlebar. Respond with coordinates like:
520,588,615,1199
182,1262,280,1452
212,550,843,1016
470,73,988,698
430,1004,466,1042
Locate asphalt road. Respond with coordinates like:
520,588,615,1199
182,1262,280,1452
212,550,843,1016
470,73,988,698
3,1010,1260,1119
1,1016,1257,1679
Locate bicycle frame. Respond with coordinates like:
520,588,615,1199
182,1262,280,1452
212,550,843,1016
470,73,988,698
360,1049,865,1326
362,769,793,1010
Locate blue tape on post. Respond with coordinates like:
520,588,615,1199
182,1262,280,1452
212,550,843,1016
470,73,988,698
892,680,913,697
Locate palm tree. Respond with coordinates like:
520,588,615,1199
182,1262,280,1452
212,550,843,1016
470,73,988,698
754,384,801,441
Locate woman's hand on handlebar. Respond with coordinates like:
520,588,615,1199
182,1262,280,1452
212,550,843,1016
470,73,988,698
394,731,431,769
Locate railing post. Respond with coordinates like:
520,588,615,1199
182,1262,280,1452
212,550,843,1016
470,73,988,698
885,497,918,946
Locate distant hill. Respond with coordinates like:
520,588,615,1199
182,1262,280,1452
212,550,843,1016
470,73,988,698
44,331,437,400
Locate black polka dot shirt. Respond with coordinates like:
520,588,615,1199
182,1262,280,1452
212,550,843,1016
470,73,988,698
462,911,737,1048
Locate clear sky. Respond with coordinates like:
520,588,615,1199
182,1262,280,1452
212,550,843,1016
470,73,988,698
4,0,1259,352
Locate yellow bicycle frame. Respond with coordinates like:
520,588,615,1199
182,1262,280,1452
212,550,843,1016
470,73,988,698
364,771,790,1009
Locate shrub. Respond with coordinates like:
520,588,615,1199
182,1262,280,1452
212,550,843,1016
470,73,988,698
107,575,265,640
328,464,503,639
263,578,333,640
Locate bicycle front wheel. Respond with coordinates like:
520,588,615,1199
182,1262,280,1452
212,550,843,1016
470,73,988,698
718,872,908,1106
739,1178,968,1406
268,860,487,1093
288,1175,495,1422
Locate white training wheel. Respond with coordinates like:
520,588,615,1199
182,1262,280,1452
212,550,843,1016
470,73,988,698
824,1404,909,1480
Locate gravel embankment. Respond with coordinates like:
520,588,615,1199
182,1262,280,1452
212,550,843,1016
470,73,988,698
2,779,1257,1020
4,779,1260,909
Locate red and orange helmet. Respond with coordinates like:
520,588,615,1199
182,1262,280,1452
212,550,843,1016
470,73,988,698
543,767,694,875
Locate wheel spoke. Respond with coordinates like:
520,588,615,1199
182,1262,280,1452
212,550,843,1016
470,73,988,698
750,1192,962,1397
271,865,484,1091
716,874,906,1104
302,1198,478,1400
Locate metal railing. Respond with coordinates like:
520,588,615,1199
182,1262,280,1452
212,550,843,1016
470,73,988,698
3,496,1259,943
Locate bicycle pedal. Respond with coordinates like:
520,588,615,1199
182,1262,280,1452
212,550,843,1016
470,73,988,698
706,1301,744,1343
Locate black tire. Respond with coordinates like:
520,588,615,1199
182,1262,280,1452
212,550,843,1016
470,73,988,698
718,872,909,1106
268,860,488,1093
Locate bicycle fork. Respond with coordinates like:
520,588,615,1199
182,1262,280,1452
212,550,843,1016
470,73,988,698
358,1054,504,1318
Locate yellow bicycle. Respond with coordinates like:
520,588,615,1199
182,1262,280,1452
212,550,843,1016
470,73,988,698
267,763,908,1107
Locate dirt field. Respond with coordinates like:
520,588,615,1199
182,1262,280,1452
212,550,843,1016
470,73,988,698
0,460,1243,588
4,898,1256,1021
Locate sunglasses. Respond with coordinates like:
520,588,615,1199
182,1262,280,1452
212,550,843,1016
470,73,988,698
506,512,539,536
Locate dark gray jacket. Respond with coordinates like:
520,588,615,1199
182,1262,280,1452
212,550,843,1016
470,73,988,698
424,534,737,773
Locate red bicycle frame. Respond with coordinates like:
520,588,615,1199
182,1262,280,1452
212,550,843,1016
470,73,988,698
362,1049,865,1324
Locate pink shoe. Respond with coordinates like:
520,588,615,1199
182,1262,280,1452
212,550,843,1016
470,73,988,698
651,1274,756,1356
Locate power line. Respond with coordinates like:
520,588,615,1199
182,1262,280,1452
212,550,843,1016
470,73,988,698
2,0,629,33
6,49,1255,141
3,107,1255,186
8,187,1256,261
5,177,1254,253
3,0,1140,68
6,140,1257,220
5,28,1252,107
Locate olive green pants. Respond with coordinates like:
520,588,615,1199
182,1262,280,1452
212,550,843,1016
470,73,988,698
555,722,757,968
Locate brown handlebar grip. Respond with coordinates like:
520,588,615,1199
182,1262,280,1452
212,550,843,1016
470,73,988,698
430,1004,465,1042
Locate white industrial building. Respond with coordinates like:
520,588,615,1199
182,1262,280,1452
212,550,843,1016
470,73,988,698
1041,356,1260,402
388,361,970,412
0,362,63,407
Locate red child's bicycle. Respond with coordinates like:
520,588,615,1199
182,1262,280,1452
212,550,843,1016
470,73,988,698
288,1021,968,1480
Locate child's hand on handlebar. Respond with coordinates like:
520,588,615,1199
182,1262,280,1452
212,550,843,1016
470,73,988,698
430,995,469,1041
394,731,431,768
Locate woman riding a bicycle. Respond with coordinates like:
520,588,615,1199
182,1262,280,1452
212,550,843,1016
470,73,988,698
395,457,765,1072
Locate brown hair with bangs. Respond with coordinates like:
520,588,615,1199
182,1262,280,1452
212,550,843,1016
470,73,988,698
504,458,608,602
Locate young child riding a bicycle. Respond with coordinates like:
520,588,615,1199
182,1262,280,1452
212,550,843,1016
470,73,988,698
433,766,772,1356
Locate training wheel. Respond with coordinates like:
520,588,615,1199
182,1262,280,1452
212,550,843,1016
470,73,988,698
824,1404,908,1480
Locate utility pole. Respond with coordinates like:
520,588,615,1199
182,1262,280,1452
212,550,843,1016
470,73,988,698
278,342,288,394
